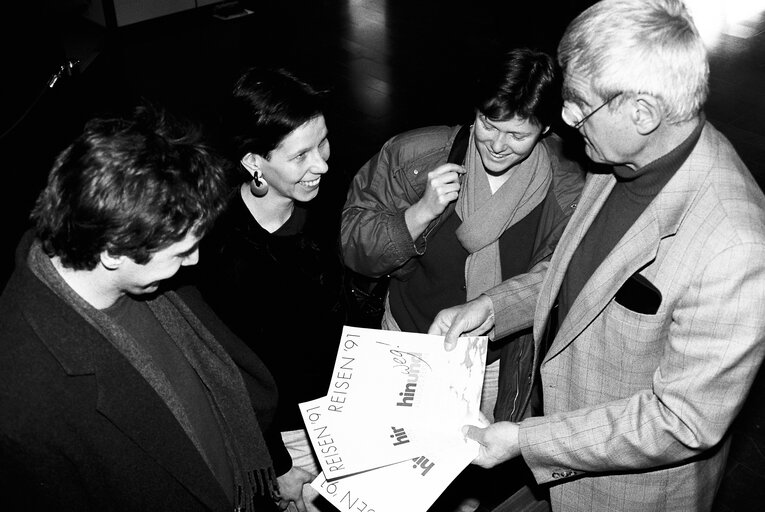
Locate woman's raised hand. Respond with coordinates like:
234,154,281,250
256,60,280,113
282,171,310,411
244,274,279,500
405,163,465,239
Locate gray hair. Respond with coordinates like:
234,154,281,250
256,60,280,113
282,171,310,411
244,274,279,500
558,0,708,124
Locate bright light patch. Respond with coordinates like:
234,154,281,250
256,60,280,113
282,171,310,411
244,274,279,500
685,0,765,46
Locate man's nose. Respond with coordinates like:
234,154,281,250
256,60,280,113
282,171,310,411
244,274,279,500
561,104,578,128
182,249,199,266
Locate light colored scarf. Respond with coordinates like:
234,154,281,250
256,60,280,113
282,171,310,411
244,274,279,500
28,240,277,511
456,127,552,300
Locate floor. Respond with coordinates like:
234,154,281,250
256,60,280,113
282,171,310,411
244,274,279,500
1,0,764,510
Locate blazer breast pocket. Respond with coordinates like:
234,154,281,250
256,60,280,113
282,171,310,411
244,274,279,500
614,272,662,315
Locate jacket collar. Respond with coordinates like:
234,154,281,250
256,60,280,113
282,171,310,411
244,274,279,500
14,234,229,509
534,122,711,360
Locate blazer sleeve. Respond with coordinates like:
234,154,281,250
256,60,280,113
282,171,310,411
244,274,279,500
484,259,550,340
518,242,765,484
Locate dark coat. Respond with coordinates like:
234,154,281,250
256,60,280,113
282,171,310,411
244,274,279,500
0,232,288,511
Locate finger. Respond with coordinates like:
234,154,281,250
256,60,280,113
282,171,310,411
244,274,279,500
428,168,465,189
428,315,447,335
437,171,467,189
439,191,459,206
437,182,461,196
429,175,462,194
431,185,460,204
443,169,466,184
463,424,485,444
294,497,308,512
443,324,461,351
429,163,465,177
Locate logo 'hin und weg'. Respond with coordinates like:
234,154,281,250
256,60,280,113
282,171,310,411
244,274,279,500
395,351,423,407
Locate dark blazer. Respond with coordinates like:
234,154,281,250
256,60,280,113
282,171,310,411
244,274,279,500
0,233,288,511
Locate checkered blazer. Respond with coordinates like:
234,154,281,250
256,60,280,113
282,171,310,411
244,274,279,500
486,122,765,511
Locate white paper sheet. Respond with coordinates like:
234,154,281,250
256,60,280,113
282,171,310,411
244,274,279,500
299,326,488,511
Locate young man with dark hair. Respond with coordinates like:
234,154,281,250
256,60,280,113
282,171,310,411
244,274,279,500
0,107,307,511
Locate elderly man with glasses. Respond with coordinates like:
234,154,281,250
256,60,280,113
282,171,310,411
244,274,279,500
429,1,765,511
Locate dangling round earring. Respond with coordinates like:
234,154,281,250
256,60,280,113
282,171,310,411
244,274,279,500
249,171,269,197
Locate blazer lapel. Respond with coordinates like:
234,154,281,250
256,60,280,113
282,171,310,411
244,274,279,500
539,148,706,361
94,356,229,509
533,172,615,341
544,208,661,360
24,278,228,510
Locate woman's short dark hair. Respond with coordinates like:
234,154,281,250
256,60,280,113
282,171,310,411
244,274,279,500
223,67,325,163
473,48,560,128
31,106,229,271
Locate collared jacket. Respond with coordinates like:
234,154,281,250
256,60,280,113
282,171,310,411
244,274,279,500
341,124,585,421
0,231,290,511
488,121,765,510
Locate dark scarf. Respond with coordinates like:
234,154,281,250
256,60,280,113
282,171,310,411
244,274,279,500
28,240,277,511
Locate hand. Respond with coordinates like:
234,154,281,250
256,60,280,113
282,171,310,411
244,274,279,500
405,163,465,239
419,163,465,218
428,294,495,351
463,421,521,469
275,466,314,512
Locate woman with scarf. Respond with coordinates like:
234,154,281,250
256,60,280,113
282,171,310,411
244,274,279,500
340,48,584,511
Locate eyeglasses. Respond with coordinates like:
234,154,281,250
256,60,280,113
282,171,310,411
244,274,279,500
564,92,622,130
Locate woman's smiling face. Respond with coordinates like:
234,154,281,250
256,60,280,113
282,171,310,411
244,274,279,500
473,113,545,175
259,115,330,203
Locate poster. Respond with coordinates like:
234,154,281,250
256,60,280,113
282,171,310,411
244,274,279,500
299,326,488,511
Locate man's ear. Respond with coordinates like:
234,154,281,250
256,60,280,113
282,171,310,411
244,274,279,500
100,251,125,271
240,152,260,178
631,94,662,135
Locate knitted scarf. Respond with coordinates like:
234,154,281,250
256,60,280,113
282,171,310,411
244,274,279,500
456,127,552,301
28,240,277,511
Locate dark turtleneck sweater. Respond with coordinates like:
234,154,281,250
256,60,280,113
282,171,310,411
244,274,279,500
557,117,705,328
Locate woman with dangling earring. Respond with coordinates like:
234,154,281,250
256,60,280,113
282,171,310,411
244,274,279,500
192,67,348,512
